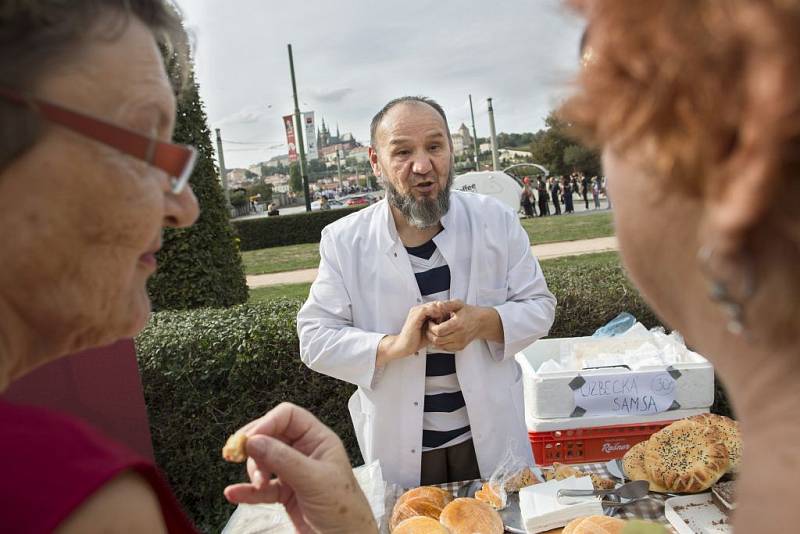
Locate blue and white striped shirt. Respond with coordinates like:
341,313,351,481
405,239,471,451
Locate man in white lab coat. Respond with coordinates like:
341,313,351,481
297,96,556,488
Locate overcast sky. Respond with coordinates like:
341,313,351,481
175,0,585,169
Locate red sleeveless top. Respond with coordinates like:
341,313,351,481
0,400,197,533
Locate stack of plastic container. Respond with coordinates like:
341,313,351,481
514,321,714,465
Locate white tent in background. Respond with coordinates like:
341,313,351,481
453,171,523,212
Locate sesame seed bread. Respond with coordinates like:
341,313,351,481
687,413,742,474
644,419,729,493
621,441,670,493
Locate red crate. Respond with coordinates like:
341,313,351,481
529,420,674,465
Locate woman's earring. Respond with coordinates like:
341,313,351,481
697,244,756,336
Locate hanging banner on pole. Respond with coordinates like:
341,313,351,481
283,114,298,162
302,111,317,160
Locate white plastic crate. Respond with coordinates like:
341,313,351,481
515,336,714,422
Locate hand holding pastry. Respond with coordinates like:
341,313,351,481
223,403,377,534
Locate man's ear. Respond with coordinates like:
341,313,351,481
368,146,382,177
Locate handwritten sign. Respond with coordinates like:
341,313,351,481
570,371,678,417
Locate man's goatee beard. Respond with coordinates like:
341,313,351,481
385,170,454,229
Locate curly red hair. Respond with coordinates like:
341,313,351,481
562,0,800,196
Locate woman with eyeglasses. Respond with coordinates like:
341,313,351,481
0,1,375,533
565,1,800,532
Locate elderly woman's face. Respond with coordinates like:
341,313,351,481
0,17,198,354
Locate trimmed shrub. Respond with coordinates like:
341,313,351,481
146,69,248,310
232,206,364,251
136,252,731,532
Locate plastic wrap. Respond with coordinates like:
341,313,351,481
476,440,541,510
222,460,389,534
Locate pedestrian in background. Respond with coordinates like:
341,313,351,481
562,176,574,213
521,176,535,218
550,177,562,215
581,173,590,209
537,176,549,216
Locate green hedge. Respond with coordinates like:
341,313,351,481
136,252,731,532
232,206,364,251
147,70,248,310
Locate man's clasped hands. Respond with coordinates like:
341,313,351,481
377,300,501,366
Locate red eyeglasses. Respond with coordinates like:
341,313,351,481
0,86,197,194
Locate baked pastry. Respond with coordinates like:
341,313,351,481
543,463,616,491
711,480,736,513
439,498,503,534
394,486,454,511
390,496,446,531
474,481,506,509
392,516,450,534
563,515,626,534
503,466,540,492
589,473,616,490
644,419,729,493
622,441,669,493
687,413,742,473
222,432,248,463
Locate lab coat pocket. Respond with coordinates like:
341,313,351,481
477,287,507,307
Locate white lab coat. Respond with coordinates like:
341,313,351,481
297,190,556,488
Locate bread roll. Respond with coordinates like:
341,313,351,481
644,419,729,493
392,516,450,534
221,433,248,463
390,497,445,532
622,441,669,493
395,486,454,510
439,498,503,534
687,413,742,473
563,515,626,534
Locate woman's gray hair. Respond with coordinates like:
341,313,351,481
0,0,189,171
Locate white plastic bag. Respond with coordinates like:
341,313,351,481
222,460,388,534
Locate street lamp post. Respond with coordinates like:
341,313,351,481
287,44,312,212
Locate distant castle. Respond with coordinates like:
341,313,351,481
317,117,357,153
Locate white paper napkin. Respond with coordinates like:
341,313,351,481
518,476,603,533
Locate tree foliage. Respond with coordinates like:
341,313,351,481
528,111,601,176
289,162,303,193
147,58,248,310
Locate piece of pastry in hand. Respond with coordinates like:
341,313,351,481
563,515,626,534
394,486,454,511
222,432,248,463
439,498,504,534
392,516,450,534
644,419,729,493
474,481,506,510
390,496,446,532
622,441,669,493
687,413,742,474
503,466,540,492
